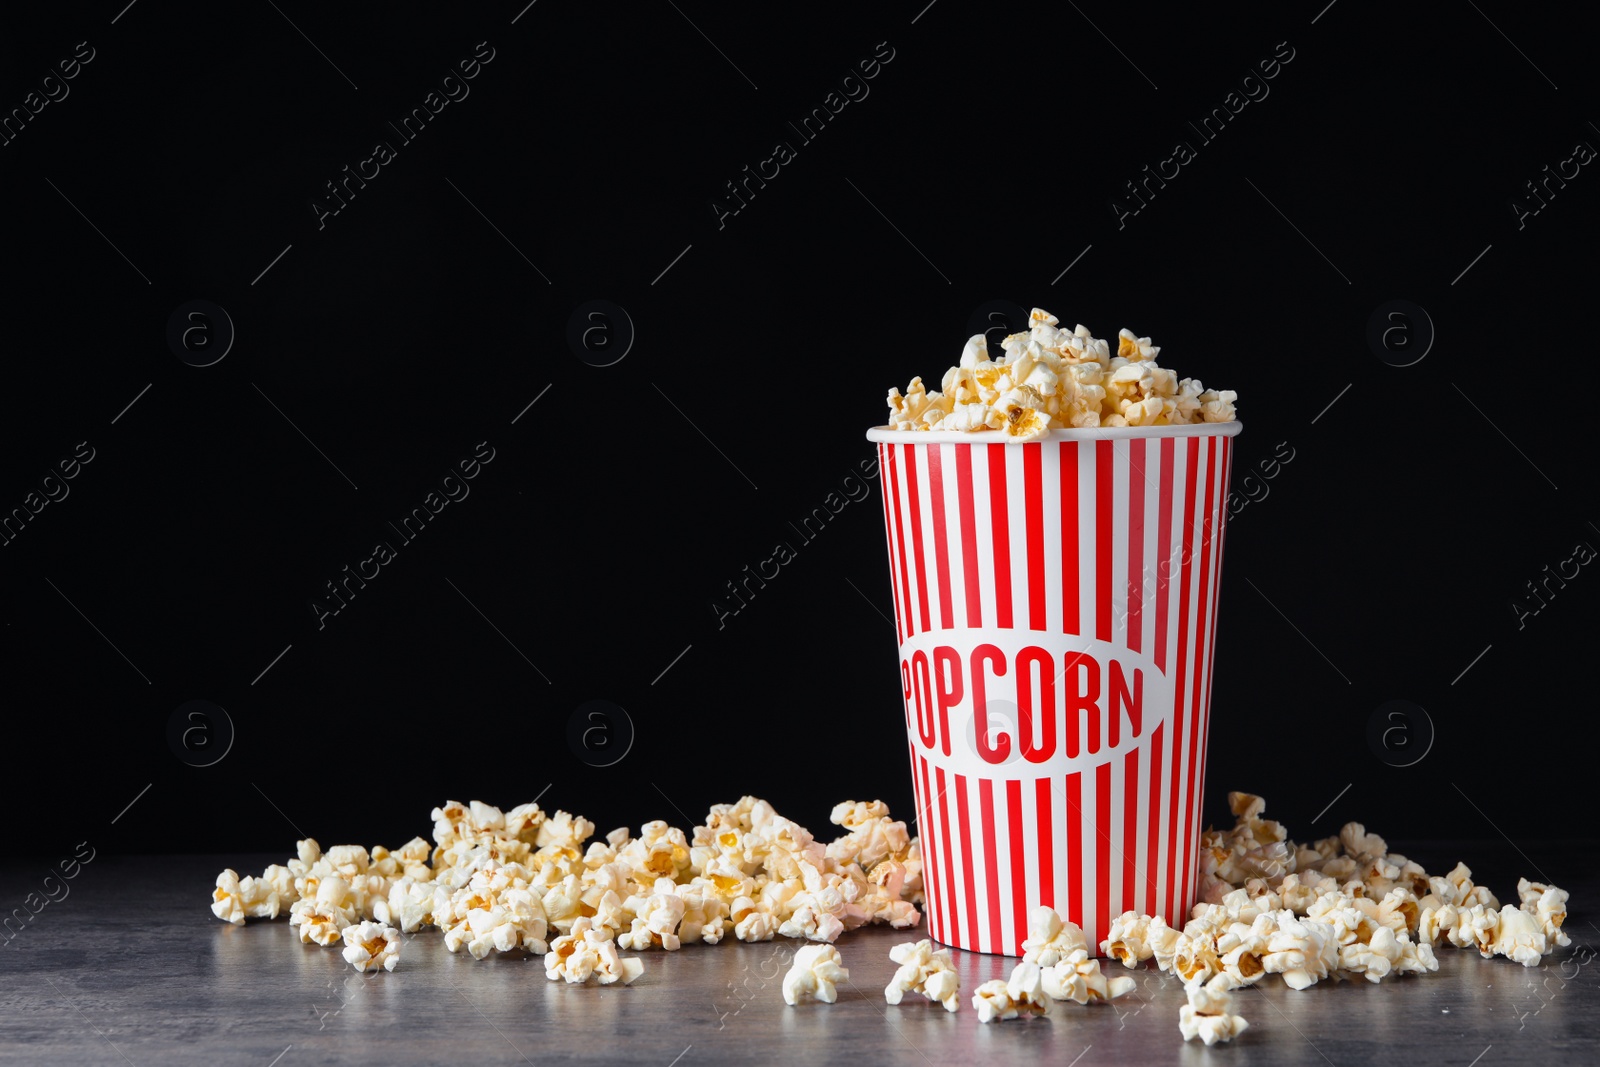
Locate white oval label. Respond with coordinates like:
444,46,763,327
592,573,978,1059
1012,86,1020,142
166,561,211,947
896,629,1172,778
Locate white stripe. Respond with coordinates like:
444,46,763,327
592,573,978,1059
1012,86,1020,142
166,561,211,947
1140,439,1161,661
1006,442,1029,632
942,444,969,630
1021,777,1042,943
1080,764,1099,950
879,445,904,638
934,769,953,946
1104,405,1125,932
915,760,944,944
946,775,972,950
894,445,924,635
1110,440,1130,650
1075,442,1097,640
1135,731,1153,919
911,443,939,633
993,782,1014,953
1041,441,1065,636
969,446,996,627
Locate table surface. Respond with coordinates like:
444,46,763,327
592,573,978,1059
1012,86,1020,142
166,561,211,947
3,842,1597,1066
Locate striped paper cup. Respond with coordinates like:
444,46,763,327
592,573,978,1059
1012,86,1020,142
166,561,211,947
866,422,1242,955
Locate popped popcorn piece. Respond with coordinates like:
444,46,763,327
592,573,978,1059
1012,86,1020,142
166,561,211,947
289,876,356,946
1430,862,1498,910
1146,916,1183,972
1464,903,1502,957
535,810,596,851
1179,974,1249,1046
883,309,1236,434
258,864,297,909
544,917,644,985
1169,925,1223,985
824,800,910,872
782,944,849,1006
777,898,845,944
211,869,249,925
1040,948,1137,1004
615,820,691,884
1489,905,1548,967
730,894,779,942
884,939,960,1012
1417,901,1468,948
378,876,435,933
618,877,687,951
339,921,401,972
1020,905,1088,967
1518,878,1572,949
972,961,1051,1022
436,863,549,958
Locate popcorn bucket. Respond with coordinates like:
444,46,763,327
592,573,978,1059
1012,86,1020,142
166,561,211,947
865,423,1241,955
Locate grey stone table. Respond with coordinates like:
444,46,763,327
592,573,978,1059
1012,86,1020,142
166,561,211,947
3,843,1596,1066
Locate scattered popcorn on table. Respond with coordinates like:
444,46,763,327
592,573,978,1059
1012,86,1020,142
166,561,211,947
1179,974,1249,1046
885,939,960,1012
782,944,849,1006
884,308,1237,438
340,921,402,973
208,788,1575,1049
972,961,1051,1023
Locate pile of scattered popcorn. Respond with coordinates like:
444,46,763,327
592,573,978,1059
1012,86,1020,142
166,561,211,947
211,796,923,984
1089,791,1569,1044
212,791,1573,1047
884,308,1238,440
858,791,1571,1047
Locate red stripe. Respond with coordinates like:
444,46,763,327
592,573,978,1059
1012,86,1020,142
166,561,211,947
1127,438,1146,653
1181,437,1217,915
955,445,982,627
1061,442,1080,636
903,445,932,633
955,774,981,948
935,765,959,946
1066,772,1083,928
1095,760,1111,948
1095,440,1113,642
1036,777,1055,911
1006,779,1027,954
926,445,954,630
987,446,1013,629
1168,437,1199,923
1024,443,1046,630
1123,746,1140,915
886,445,915,638
1155,439,1174,671
877,444,904,646
980,780,1002,953
1145,721,1164,918
916,754,941,943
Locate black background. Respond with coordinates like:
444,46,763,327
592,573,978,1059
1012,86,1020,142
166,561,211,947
1,1,1594,861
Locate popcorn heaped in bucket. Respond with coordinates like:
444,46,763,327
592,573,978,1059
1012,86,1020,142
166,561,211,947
885,309,1237,439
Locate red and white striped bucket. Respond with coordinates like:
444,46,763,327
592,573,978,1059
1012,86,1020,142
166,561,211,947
866,423,1241,955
